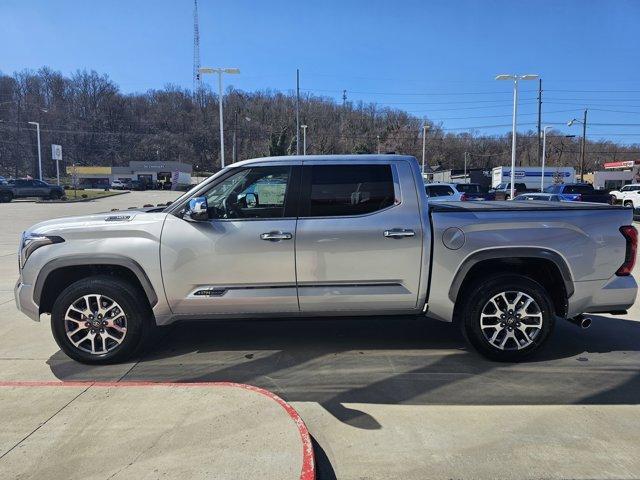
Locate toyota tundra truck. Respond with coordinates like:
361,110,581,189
15,155,638,364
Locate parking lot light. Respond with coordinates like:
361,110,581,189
198,67,240,169
27,121,43,180
495,74,540,199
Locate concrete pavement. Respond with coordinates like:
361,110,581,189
0,382,313,480
1,193,640,479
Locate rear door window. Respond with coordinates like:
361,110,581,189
427,185,455,197
456,184,481,194
301,164,396,217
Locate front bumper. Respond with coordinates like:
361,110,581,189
14,279,40,321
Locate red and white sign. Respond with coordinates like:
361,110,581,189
604,160,640,169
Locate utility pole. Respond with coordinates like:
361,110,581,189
296,69,300,155
376,135,380,154
568,109,588,182
421,124,429,175
537,78,542,165
580,109,587,182
342,90,347,106
464,152,468,181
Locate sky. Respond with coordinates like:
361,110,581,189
2,0,640,145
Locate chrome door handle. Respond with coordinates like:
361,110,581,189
384,228,415,239
260,231,293,241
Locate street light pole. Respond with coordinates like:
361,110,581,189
27,121,42,180
541,126,552,192
301,125,308,155
495,74,539,199
198,67,240,169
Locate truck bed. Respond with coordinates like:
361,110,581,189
429,200,626,212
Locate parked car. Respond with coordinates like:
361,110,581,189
424,182,487,202
609,184,640,204
129,180,146,191
110,180,129,190
545,183,613,204
514,193,564,202
0,179,64,202
489,182,533,200
15,155,637,364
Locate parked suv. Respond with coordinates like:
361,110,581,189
0,179,64,202
545,183,613,204
424,182,486,202
15,155,637,364
610,184,640,204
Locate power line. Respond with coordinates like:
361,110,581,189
301,87,538,97
430,109,580,121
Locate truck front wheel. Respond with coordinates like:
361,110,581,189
51,276,152,364
460,274,555,362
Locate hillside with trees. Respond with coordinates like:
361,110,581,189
0,68,637,179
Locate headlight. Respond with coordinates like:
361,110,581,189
18,232,64,270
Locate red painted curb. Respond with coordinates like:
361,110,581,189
0,381,315,480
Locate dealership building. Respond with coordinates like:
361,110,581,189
583,160,640,190
66,161,193,188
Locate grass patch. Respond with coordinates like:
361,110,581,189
37,189,129,203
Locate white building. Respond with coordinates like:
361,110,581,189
586,160,640,190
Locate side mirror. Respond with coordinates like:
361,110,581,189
245,192,257,208
185,196,209,222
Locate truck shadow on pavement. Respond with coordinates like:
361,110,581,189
48,314,640,430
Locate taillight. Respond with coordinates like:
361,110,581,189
616,225,637,276
460,193,468,201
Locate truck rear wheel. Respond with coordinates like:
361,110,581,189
0,191,13,203
460,274,555,362
51,276,152,364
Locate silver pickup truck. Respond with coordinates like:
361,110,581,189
15,155,638,364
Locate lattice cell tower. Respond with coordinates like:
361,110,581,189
193,0,202,92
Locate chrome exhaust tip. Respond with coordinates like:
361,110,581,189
567,315,592,329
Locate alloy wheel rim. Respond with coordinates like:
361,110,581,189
479,291,543,350
64,294,127,355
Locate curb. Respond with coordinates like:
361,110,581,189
0,380,315,480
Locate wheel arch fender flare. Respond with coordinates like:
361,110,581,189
33,254,158,307
448,247,574,304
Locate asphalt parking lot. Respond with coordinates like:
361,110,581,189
1,192,640,479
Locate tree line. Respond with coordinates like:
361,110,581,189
0,68,637,179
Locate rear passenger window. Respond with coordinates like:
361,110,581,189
427,185,455,197
303,164,395,217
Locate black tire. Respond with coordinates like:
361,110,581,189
624,200,633,208
51,276,153,364
49,190,62,200
459,274,555,362
0,191,13,203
